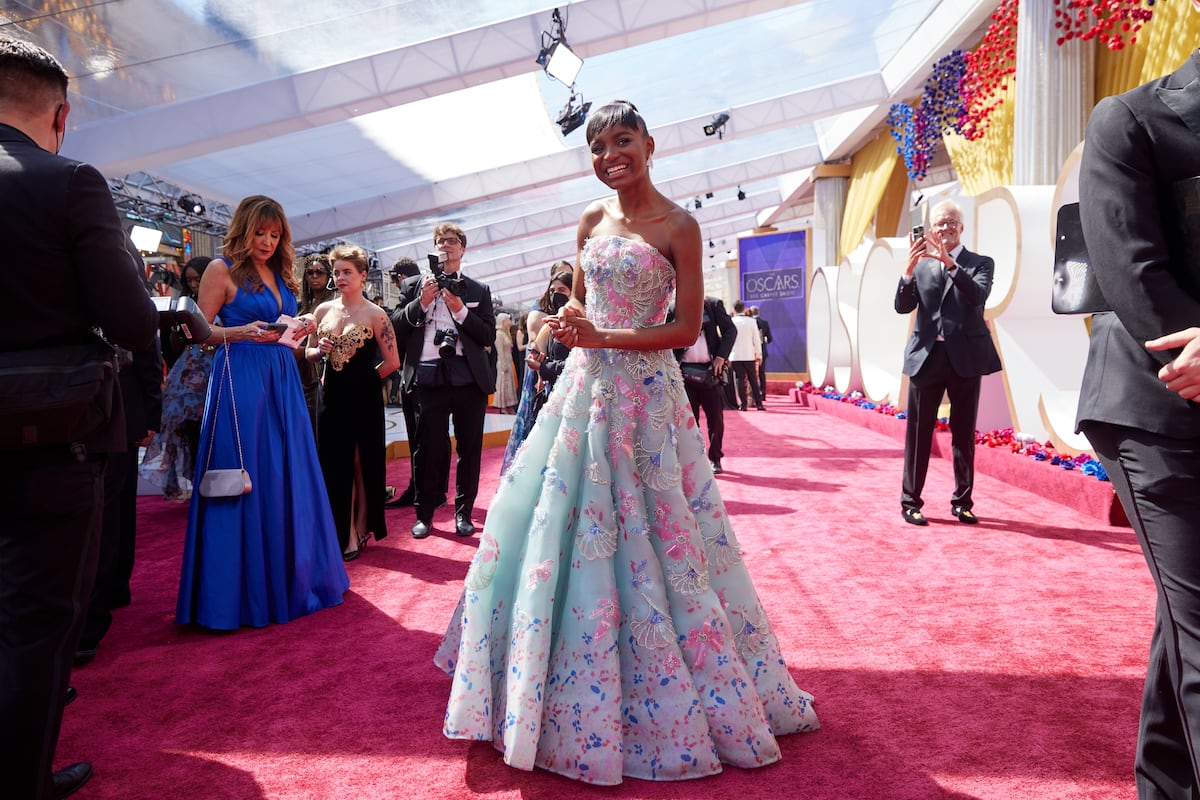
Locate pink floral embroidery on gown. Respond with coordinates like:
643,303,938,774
434,235,818,785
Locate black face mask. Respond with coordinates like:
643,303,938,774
549,291,569,313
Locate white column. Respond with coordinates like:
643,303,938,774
813,173,847,266
1013,0,1093,185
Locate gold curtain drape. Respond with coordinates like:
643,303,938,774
874,156,911,241
839,133,900,262
1096,2,1200,102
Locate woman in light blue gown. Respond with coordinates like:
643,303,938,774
177,195,348,630
435,101,818,785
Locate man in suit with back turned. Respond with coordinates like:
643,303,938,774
894,200,1001,527
1076,6,1200,794
391,223,496,539
0,37,158,799
675,296,736,474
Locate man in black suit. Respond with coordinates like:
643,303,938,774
676,297,736,473
750,306,772,393
0,37,158,800
392,223,496,539
894,200,1002,527
1076,23,1200,796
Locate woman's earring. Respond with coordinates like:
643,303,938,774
326,276,335,291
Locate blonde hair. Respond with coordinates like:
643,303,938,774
222,195,298,295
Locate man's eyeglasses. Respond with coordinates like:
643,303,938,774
435,236,462,246
305,269,328,276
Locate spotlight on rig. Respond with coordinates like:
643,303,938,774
703,112,730,139
737,187,746,201
693,198,702,210
556,91,591,137
535,9,583,86
177,194,205,215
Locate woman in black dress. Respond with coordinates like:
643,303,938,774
306,244,401,560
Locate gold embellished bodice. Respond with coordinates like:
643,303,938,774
318,323,374,371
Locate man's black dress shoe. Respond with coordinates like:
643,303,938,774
385,486,416,508
455,515,476,537
65,686,77,706
710,459,723,475
73,648,96,666
52,762,92,799
902,508,928,526
411,519,432,539
952,506,979,524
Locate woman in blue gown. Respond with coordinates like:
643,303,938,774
177,195,348,630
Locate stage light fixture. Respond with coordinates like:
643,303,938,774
177,194,204,215
708,240,715,249
535,9,583,87
705,192,714,199
703,112,730,139
737,187,746,201
555,91,591,137
694,198,702,210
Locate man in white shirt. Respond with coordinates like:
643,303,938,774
729,300,764,411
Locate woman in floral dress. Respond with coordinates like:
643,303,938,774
434,100,818,785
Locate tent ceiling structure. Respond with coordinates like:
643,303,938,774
11,0,998,307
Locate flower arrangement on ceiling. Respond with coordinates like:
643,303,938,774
887,0,1154,180
1053,0,1155,49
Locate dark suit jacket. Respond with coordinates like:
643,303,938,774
1076,52,1200,438
894,247,1002,379
119,342,164,443
755,317,772,357
0,123,158,452
673,297,736,363
390,271,496,394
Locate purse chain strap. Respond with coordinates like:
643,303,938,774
203,329,246,472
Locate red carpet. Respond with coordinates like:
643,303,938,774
59,401,1149,799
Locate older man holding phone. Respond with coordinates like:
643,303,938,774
894,200,1002,526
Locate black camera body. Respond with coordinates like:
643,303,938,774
434,327,459,358
428,252,466,296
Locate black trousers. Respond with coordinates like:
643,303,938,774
413,382,486,520
1082,421,1200,800
0,454,104,800
80,446,137,649
900,341,981,511
683,372,726,462
732,361,763,409
401,383,445,497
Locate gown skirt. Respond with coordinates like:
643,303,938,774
316,323,388,551
177,283,348,630
434,235,818,785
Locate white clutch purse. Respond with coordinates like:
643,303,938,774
199,468,252,498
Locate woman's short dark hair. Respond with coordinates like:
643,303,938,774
585,100,649,145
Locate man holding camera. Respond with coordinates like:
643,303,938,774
894,200,1001,527
391,223,496,539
